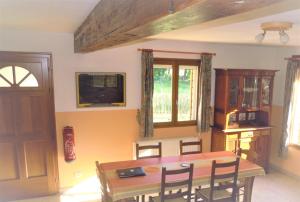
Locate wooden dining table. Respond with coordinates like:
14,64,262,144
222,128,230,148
96,151,265,202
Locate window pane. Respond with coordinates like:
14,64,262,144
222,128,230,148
178,65,198,121
0,66,14,84
228,78,239,109
0,77,11,87
262,77,271,105
153,65,173,123
242,77,259,109
15,66,30,84
19,74,39,87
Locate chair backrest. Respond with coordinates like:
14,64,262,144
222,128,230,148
136,142,162,159
180,139,202,155
209,158,240,202
160,164,194,202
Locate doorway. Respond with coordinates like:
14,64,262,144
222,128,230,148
0,52,59,201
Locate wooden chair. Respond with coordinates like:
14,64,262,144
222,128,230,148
195,158,240,202
235,149,259,202
95,161,136,202
135,142,162,202
149,164,194,202
179,140,202,155
179,139,203,195
136,142,162,159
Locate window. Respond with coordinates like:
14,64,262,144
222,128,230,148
287,69,300,146
0,66,38,87
153,58,200,127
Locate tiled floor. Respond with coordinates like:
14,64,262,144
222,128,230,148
10,171,300,202
252,171,300,202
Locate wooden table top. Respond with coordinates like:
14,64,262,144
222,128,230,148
99,151,265,201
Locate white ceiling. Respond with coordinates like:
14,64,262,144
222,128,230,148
150,9,300,46
0,0,100,32
0,0,299,46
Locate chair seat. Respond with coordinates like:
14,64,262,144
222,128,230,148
220,179,246,189
196,188,232,201
150,196,187,202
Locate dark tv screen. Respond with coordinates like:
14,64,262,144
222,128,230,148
76,72,126,107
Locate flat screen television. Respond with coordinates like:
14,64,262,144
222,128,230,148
76,72,126,107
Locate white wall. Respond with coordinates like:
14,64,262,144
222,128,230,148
1,29,300,112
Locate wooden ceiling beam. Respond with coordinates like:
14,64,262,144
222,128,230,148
74,0,283,53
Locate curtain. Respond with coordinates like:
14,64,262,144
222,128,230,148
138,50,154,138
279,59,300,157
197,54,212,132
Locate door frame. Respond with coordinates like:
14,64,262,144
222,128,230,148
0,51,59,194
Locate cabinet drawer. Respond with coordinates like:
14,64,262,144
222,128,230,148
241,131,254,138
225,134,238,152
226,134,238,140
239,138,252,150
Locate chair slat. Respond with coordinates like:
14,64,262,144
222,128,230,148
138,155,161,159
214,160,239,168
164,167,192,175
216,183,235,190
214,172,236,180
181,151,202,155
165,179,190,188
138,145,159,150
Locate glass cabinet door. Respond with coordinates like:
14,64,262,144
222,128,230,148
261,77,272,105
242,76,260,109
228,77,240,110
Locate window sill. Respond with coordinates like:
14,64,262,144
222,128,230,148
154,121,197,128
137,134,200,142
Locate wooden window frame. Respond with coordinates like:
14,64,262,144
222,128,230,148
153,58,201,128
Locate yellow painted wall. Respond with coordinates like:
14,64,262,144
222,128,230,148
55,110,139,188
55,110,209,188
55,105,300,188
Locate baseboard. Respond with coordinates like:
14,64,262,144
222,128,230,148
270,163,300,180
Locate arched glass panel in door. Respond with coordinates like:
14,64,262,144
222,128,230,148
0,66,39,87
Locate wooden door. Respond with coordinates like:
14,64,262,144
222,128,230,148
0,52,59,201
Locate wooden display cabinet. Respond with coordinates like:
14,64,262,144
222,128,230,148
211,69,278,172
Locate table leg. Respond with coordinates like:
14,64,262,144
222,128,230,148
102,194,113,202
243,176,255,202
